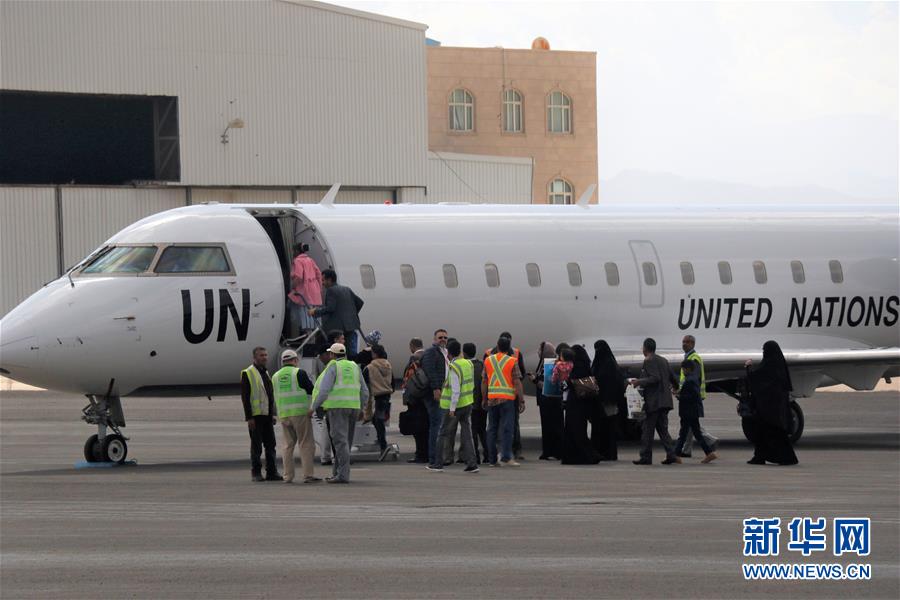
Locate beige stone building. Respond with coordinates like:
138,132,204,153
426,41,598,204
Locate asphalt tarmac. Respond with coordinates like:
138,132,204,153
1,389,898,599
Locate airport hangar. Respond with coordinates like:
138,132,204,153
0,0,598,318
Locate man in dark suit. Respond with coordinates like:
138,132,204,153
309,270,363,356
629,337,680,465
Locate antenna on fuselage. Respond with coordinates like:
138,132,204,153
318,183,341,208
576,183,596,207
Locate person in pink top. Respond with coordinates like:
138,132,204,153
288,243,323,336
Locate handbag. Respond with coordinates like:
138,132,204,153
570,376,599,400
398,410,416,435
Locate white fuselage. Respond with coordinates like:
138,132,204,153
1,202,897,396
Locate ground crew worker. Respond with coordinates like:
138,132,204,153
429,340,479,473
241,346,282,482
678,335,719,457
482,336,524,467
310,343,369,483
273,349,320,484
484,332,526,460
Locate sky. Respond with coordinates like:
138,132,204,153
336,1,899,201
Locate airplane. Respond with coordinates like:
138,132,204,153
1,184,898,463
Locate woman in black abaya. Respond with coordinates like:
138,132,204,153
744,340,798,466
590,340,624,461
561,345,601,465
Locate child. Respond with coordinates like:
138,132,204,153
674,360,718,463
364,344,394,459
551,346,575,403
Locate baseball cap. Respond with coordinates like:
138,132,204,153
280,349,298,362
327,343,346,355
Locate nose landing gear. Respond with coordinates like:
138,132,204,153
81,390,128,464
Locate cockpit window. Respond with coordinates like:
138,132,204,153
155,246,231,273
81,246,158,274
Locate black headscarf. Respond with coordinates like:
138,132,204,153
570,345,592,379
759,340,793,392
591,340,624,395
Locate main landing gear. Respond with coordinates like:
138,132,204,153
82,392,128,464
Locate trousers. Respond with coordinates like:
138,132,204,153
248,415,277,475
681,423,717,454
281,414,315,480
639,409,676,462
486,400,516,463
424,397,443,466
434,405,477,468
326,408,358,482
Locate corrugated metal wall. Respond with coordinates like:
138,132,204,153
60,188,186,268
426,152,532,204
0,0,428,188
0,188,58,316
190,189,292,205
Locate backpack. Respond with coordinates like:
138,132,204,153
402,367,429,406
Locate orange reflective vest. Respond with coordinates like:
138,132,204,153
484,352,518,401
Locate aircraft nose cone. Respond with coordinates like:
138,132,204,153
0,319,38,380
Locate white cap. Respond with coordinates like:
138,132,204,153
280,349,298,362
327,343,346,355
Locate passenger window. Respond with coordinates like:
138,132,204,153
566,262,582,286
442,264,458,288
360,264,376,289
526,263,541,287
82,245,157,274
484,263,500,288
680,261,694,285
753,260,767,284
604,262,619,286
829,260,843,284
791,260,805,284
718,261,732,285
400,264,416,289
642,262,658,286
155,246,230,273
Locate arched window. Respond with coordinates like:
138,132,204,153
502,89,523,133
548,178,573,204
449,88,474,131
547,90,572,133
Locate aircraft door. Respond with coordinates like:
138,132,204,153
628,240,664,308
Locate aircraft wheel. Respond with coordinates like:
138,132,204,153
83,434,101,462
788,401,804,444
102,434,128,464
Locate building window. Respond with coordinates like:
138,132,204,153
502,89,523,133
566,262,582,286
829,260,843,284
359,264,376,289
604,262,620,286
449,88,474,132
547,90,572,133
442,264,458,288
526,263,541,287
484,263,500,288
718,261,733,285
680,261,695,285
642,262,658,286
400,264,416,288
791,260,805,284
753,260,767,284
548,178,573,204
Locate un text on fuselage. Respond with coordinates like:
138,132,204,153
181,289,250,343
677,296,899,330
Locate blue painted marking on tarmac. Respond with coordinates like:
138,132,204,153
74,460,138,469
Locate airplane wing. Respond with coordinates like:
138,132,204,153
583,345,900,398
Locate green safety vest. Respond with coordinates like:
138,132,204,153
242,365,268,416
272,366,310,417
679,351,706,400
321,359,362,411
440,358,475,410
